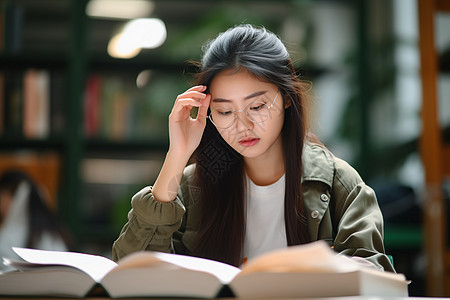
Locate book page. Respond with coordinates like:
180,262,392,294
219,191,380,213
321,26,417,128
153,252,241,283
12,247,117,282
113,251,241,284
239,240,359,276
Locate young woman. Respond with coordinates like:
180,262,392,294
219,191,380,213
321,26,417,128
112,24,395,272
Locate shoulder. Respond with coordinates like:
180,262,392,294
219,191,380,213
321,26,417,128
302,142,334,187
302,142,363,190
333,156,364,194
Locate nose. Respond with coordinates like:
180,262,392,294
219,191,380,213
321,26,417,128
234,111,254,132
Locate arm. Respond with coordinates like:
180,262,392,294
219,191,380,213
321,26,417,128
112,86,210,260
331,158,395,272
112,186,186,261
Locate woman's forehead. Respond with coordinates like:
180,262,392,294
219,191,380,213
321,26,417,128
209,69,276,101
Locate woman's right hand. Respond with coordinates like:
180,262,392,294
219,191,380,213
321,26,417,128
168,85,211,158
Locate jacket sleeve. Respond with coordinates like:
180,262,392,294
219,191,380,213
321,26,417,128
331,158,395,272
111,186,185,261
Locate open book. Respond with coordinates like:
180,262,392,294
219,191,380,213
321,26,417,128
0,241,409,298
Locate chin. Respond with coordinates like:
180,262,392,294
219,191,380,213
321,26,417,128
235,146,264,159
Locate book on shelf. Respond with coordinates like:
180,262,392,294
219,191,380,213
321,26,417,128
2,70,22,136
0,240,409,298
83,73,171,142
84,74,102,138
1,1,24,54
49,69,66,136
1,68,61,139
84,74,133,141
23,69,50,138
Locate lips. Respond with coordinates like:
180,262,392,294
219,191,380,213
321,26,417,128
239,137,260,147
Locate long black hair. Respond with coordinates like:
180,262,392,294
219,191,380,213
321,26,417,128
192,25,310,266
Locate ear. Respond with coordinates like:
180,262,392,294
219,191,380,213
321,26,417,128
284,96,292,109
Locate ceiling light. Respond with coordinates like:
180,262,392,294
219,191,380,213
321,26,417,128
86,0,154,19
125,18,166,49
107,18,167,59
107,32,141,59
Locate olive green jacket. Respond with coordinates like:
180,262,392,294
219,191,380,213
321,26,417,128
112,143,395,272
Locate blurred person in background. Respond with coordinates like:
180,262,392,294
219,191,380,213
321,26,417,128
0,170,70,271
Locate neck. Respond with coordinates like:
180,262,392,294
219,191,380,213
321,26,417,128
244,146,285,186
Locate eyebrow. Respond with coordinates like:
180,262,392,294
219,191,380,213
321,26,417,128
212,90,267,103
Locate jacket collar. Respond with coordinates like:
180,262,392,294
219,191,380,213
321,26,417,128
302,142,335,188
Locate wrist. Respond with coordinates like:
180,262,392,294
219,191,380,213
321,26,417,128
152,149,190,203
166,147,192,166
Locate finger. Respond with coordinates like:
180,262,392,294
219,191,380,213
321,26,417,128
171,98,203,116
180,85,207,99
176,97,204,107
196,94,211,121
171,86,207,116
184,85,207,94
189,85,207,90
177,91,207,102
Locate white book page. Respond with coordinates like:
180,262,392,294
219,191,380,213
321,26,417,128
12,247,117,282
113,251,241,284
152,252,241,283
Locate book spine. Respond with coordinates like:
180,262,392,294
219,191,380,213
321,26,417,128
23,68,38,138
3,2,23,54
4,70,23,136
84,74,102,138
23,69,50,139
50,70,66,136
82,72,171,142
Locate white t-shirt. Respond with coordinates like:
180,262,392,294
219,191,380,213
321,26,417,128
243,174,287,261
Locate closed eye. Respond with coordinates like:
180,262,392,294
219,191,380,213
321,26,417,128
215,108,233,116
249,102,266,111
